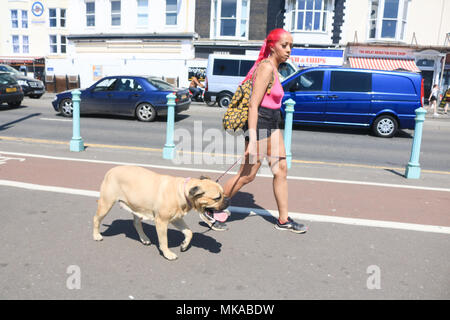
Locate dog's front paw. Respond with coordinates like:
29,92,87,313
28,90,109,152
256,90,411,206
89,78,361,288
163,250,178,261
180,241,191,252
140,238,151,246
93,233,103,241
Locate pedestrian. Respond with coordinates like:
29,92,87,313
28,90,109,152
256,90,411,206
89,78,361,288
200,28,307,234
442,86,450,114
428,84,439,116
189,74,204,100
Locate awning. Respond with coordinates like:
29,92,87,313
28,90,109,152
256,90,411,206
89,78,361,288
349,57,421,73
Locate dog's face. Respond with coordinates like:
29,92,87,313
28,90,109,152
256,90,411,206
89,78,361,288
188,176,229,213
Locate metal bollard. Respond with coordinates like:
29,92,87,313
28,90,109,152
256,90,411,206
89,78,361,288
163,92,176,159
283,98,295,169
69,90,85,152
405,107,427,179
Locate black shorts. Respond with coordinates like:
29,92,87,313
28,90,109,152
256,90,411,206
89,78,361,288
244,106,282,141
430,96,437,102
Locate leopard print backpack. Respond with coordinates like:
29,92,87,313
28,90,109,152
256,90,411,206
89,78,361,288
222,67,273,135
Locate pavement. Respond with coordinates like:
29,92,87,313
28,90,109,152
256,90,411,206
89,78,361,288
0,96,449,301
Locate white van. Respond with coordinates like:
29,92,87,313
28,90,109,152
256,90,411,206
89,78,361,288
204,54,299,108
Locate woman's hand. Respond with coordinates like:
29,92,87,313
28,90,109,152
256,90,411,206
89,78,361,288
245,139,258,164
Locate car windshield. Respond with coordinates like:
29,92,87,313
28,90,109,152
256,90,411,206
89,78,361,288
0,65,21,75
0,73,17,85
146,78,176,91
278,62,300,81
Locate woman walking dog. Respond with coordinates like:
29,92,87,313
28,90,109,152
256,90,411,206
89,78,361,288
201,29,307,234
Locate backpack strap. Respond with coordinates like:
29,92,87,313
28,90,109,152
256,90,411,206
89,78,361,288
253,59,275,95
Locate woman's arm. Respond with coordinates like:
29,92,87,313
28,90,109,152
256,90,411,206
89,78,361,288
247,61,273,142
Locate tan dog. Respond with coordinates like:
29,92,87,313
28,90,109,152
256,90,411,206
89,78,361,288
93,166,229,260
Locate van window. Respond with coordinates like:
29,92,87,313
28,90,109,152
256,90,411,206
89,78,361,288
213,59,239,76
213,58,255,77
239,60,254,76
330,71,372,92
284,71,324,92
372,74,417,95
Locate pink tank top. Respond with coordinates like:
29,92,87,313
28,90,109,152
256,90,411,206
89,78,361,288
259,62,284,110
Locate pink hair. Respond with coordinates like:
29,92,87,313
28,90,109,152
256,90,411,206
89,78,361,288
242,28,290,83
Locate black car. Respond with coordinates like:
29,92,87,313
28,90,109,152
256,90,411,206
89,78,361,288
0,73,24,107
0,64,45,98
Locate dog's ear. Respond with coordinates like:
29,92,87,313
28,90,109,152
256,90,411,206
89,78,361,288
189,186,205,198
199,175,211,180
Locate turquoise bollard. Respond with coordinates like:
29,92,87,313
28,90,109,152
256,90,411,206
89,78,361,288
283,99,295,169
163,92,176,159
405,107,427,179
69,90,85,152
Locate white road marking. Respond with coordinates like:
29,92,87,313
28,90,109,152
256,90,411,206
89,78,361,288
40,118,72,122
0,179,449,235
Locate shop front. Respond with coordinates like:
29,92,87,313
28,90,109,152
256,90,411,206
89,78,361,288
289,48,344,68
0,56,45,80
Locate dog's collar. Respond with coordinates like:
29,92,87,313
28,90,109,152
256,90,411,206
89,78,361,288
184,177,192,207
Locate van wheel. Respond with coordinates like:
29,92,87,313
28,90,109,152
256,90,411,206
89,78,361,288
218,94,232,108
372,115,398,138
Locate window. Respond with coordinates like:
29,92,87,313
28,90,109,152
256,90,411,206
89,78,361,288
22,35,29,54
137,0,148,26
93,78,118,92
285,71,324,91
49,35,67,54
11,10,18,28
86,2,95,27
288,0,330,32
22,10,28,28
49,35,58,53
166,0,177,25
49,8,57,27
11,10,28,29
211,59,254,77
117,78,143,91
49,8,66,28
111,1,121,26
369,0,409,41
330,71,372,92
61,9,66,27
61,36,67,54
12,35,20,53
211,0,250,39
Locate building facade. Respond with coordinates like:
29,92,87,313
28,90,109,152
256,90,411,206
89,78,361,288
0,0,70,79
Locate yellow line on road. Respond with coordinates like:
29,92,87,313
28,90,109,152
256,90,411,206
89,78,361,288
2,135,450,175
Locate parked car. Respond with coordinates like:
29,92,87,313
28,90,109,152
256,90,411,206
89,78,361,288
281,67,423,138
204,54,299,108
52,75,190,122
0,64,45,98
0,72,24,107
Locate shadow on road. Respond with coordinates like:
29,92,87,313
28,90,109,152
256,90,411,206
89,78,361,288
0,113,41,132
225,191,278,225
101,219,222,255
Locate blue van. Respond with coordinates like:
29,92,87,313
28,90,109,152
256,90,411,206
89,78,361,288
281,67,423,137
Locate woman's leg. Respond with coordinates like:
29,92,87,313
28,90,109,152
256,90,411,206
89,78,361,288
223,141,262,199
266,129,289,223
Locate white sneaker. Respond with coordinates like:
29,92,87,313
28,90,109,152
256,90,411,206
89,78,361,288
434,113,439,117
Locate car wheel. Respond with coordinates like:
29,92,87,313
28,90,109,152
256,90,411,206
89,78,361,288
218,94,232,108
136,103,157,122
59,98,73,117
8,101,21,107
372,115,398,138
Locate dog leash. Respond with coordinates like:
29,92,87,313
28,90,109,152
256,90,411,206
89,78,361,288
215,154,286,183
